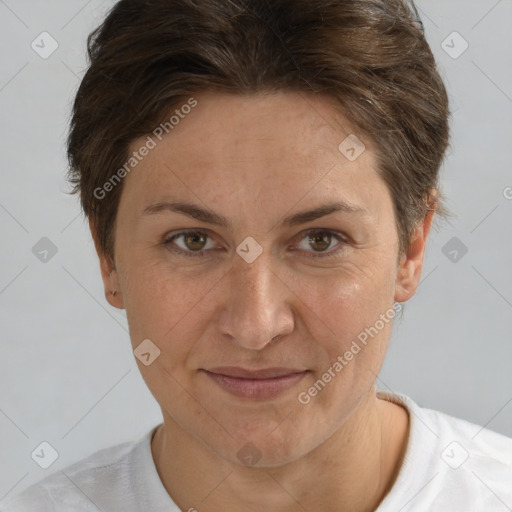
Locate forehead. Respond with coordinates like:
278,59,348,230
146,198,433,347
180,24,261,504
154,91,368,161
121,91,385,211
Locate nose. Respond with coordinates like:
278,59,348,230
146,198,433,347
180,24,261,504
218,250,295,351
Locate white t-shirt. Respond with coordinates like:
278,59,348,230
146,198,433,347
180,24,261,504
2,390,511,511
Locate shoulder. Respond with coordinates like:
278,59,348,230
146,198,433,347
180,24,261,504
1,427,157,512
377,390,512,511
415,394,512,473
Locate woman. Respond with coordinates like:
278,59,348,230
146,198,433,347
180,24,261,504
4,0,511,510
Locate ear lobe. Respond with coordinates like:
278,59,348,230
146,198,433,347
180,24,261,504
88,217,125,309
394,208,435,303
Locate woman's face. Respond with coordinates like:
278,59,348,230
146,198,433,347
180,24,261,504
96,91,428,466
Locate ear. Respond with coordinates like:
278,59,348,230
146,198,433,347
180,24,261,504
89,217,125,309
394,202,436,303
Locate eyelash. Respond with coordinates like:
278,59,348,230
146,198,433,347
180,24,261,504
162,229,348,259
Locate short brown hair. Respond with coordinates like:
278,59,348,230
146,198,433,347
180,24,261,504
66,0,451,263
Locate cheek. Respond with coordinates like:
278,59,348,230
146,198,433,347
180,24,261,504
292,255,396,334
119,257,224,351
295,275,396,420
292,260,397,383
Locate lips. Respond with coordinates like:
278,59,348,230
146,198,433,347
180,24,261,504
201,366,309,400
205,366,306,379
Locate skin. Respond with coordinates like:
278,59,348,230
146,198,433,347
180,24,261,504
90,90,435,512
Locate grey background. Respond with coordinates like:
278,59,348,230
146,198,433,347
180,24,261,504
1,0,511,503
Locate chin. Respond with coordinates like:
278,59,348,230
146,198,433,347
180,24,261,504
211,424,311,468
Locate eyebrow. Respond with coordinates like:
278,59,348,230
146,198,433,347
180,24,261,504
142,200,367,230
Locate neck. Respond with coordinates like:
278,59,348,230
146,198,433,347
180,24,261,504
151,388,409,512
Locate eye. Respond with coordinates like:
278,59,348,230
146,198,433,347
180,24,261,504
163,230,215,257
292,229,348,258
163,229,348,258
